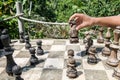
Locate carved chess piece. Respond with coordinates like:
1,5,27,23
112,26,120,78
102,28,111,56
0,29,12,51
24,34,31,49
97,27,104,43
68,49,74,58
36,40,44,55
83,31,89,44
69,20,79,43
66,66,78,78
106,27,120,67
1,29,17,76
67,58,76,68
29,47,39,66
19,31,25,43
87,46,98,64
12,65,24,80
84,34,93,55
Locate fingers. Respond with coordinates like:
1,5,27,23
69,13,83,22
76,23,87,30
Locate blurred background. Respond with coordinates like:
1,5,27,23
0,0,120,39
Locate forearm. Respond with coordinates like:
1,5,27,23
93,16,120,28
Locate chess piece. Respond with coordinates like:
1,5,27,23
1,29,17,76
24,34,31,49
19,31,25,43
67,58,76,68
0,29,4,49
69,20,79,43
83,31,89,44
113,26,120,79
68,49,74,58
29,47,39,66
87,46,98,64
66,66,78,78
84,34,93,55
0,29,12,52
106,27,120,67
102,28,111,56
12,65,24,80
36,40,44,55
97,27,104,43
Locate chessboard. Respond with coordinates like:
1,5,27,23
0,39,119,80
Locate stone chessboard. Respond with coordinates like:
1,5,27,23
0,39,119,80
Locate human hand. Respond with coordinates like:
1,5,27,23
69,13,95,30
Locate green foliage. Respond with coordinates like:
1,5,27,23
1,0,120,39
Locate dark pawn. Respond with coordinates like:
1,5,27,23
68,49,74,58
67,66,78,78
1,29,16,76
0,29,4,49
0,29,12,51
24,34,31,49
29,47,39,66
87,46,98,64
5,54,17,76
12,65,24,80
36,40,44,55
19,31,25,43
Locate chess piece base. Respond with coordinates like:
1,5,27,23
70,38,79,43
87,57,97,64
113,68,120,79
97,38,104,43
30,55,39,66
106,59,119,67
102,48,111,57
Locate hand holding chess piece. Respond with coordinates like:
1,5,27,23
69,20,79,43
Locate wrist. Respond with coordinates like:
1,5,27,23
91,17,99,26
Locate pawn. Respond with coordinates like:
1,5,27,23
1,29,12,51
24,34,31,49
87,46,98,64
12,65,24,80
97,27,104,43
19,31,25,43
29,47,39,66
36,40,44,55
66,66,78,78
67,58,76,68
68,49,74,58
102,28,111,56
83,31,89,44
